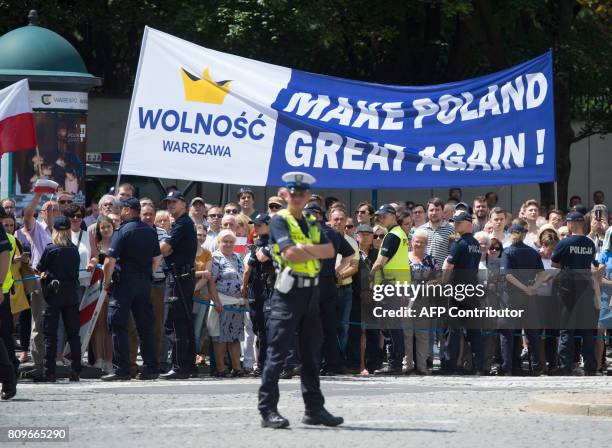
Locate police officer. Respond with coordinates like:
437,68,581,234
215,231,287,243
34,216,82,382
258,172,343,429
102,198,162,381
304,202,354,375
370,204,410,375
0,208,18,375
159,190,198,379
242,213,275,376
551,211,598,375
442,210,485,374
0,217,16,398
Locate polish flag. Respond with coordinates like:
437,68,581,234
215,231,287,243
0,79,37,155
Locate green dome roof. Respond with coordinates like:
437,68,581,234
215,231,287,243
0,25,87,74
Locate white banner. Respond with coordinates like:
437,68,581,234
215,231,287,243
120,27,290,185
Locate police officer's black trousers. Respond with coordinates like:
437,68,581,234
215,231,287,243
249,294,268,369
0,293,16,384
258,286,324,416
558,329,596,373
446,328,483,372
0,294,18,372
164,274,196,373
108,279,158,375
318,276,340,370
42,291,81,376
500,329,542,373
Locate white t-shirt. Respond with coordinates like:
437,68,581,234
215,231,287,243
72,229,92,287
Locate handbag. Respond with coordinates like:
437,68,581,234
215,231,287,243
19,262,40,295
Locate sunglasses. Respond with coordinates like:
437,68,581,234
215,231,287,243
269,204,282,210
356,210,369,215
373,234,385,239
225,209,239,214
209,213,223,218
70,215,83,219
58,200,73,205
489,247,501,252
345,224,354,229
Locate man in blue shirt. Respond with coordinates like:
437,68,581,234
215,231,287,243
550,211,599,375
102,198,162,381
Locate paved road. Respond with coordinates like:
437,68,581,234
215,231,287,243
2,375,611,447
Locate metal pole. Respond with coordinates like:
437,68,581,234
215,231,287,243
554,181,558,210
115,26,151,192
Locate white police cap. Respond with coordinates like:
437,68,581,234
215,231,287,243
281,171,317,191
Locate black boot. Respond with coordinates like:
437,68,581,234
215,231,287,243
302,407,344,427
261,411,290,429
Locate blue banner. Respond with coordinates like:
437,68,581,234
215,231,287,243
267,51,555,188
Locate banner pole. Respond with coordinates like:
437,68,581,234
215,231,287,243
554,181,558,209
115,26,150,192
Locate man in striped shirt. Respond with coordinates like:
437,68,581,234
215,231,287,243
419,198,454,266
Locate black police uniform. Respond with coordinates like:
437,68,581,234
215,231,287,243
318,221,354,373
247,233,275,371
258,213,330,419
500,240,544,374
106,216,161,377
36,235,82,379
0,224,16,398
162,212,197,375
551,234,598,374
445,231,484,373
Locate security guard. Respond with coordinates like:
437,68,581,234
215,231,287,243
551,211,598,375
102,198,162,381
304,202,354,375
442,210,484,374
370,204,410,375
0,218,16,399
160,190,197,379
258,172,343,429
242,213,275,376
34,216,82,382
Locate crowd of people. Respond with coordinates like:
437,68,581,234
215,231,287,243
0,183,610,395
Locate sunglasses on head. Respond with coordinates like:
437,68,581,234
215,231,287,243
225,209,239,214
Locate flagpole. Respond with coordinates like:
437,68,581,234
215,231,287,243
35,146,43,177
115,26,150,192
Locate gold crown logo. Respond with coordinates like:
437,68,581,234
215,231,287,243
181,67,232,104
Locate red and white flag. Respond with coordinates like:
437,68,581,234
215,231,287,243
64,268,106,361
0,79,37,155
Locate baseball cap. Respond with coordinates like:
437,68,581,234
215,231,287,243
455,201,469,211
375,204,396,215
356,224,374,234
165,190,186,202
304,203,323,215
453,211,473,222
190,197,205,206
566,211,585,222
53,215,71,230
573,204,588,216
237,187,254,199
250,213,270,226
508,223,527,233
121,197,141,212
268,196,284,207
